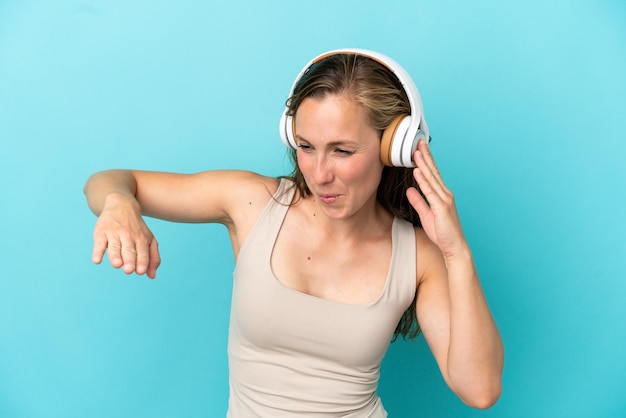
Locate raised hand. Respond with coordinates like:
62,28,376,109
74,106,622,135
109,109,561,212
91,193,161,279
406,140,468,260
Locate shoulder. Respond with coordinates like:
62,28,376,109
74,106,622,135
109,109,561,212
213,170,279,197
189,169,277,189
212,170,280,219
216,171,281,212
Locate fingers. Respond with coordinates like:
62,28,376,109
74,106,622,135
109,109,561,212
413,140,450,203
105,234,134,273
406,186,432,221
104,237,124,269
133,235,151,276
92,233,108,265
120,237,139,275
119,233,158,277
95,230,160,278
410,141,469,257
416,138,439,175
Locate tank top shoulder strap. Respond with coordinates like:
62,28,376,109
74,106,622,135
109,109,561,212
236,178,295,261
273,177,296,206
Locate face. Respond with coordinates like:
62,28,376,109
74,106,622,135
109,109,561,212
294,93,384,220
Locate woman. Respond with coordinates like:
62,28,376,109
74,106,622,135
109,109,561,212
84,50,503,416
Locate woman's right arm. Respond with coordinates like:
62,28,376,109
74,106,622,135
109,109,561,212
83,169,274,278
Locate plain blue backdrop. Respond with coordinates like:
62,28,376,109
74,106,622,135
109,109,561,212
1,0,625,417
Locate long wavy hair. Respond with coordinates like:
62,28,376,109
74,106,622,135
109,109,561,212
282,53,423,341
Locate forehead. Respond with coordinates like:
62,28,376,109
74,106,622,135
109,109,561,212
294,94,377,141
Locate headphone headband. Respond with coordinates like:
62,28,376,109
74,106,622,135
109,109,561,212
279,48,429,167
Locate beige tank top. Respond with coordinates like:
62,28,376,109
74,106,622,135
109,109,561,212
227,178,416,417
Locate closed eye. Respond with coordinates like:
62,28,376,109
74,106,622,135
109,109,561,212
335,148,354,155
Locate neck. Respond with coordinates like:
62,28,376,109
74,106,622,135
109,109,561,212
303,195,392,240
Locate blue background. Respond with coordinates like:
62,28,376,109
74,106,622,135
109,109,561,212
1,0,625,417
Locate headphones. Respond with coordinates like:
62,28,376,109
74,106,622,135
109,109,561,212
279,48,429,168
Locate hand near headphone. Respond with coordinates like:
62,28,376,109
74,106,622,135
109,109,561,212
406,140,469,260
91,194,161,279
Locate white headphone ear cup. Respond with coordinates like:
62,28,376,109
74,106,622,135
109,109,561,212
401,129,427,168
389,116,411,167
279,112,298,149
286,115,297,149
279,111,291,148
380,115,403,166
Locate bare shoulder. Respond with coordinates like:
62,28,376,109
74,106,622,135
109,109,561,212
187,169,276,188
204,170,278,196
196,170,280,223
219,171,280,214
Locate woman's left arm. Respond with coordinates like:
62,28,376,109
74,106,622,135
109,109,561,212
406,140,504,409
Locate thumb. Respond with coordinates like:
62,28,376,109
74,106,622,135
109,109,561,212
406,187,430,219
146,238,161,279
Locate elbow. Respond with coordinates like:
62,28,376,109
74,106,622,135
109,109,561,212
461,382,502,410
448,370,502,410
448,350,505,409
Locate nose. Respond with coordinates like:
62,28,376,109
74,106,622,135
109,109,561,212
312,154,334,185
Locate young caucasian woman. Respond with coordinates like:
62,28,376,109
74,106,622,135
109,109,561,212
84,49,504,417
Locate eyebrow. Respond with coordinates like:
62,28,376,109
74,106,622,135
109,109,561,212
295,135,359,147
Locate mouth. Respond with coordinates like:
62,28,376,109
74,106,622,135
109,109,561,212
318,194,339,204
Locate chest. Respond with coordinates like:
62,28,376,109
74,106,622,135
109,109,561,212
271,218,392,305
232,242,402,371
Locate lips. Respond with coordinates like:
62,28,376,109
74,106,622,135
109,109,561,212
318,194,339,204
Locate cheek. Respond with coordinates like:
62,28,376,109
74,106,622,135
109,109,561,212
344,156,384,185
296,149,311,173
296,152,319,188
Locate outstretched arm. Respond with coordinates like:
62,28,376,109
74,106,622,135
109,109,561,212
84,169,276,279
407,140,504,408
